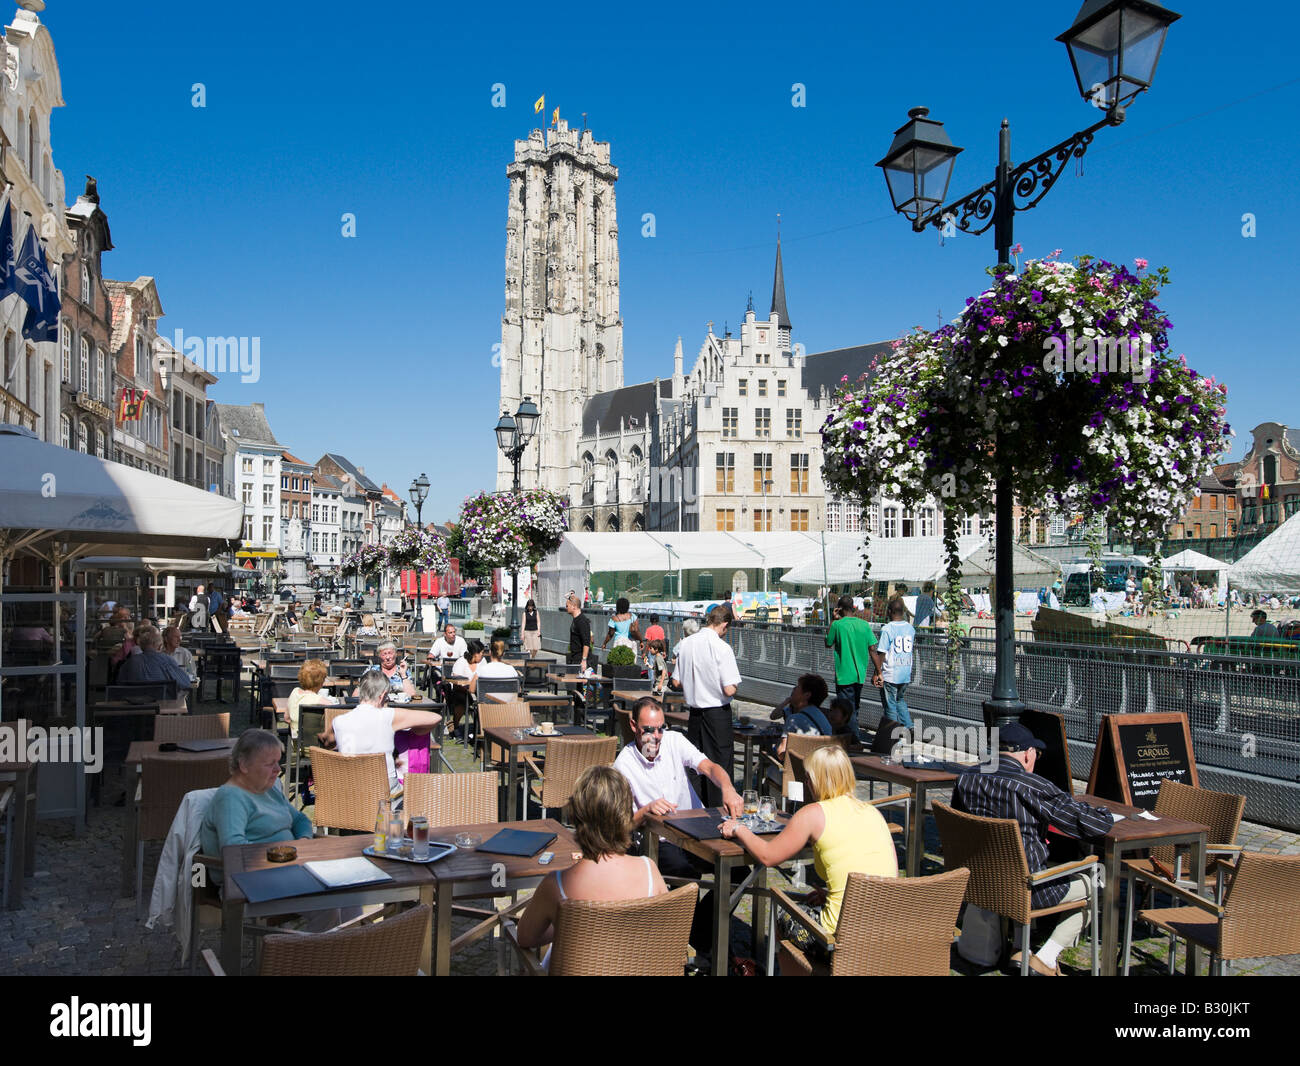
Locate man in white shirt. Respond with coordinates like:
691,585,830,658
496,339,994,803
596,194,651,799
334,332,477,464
614,698,741,876
671,604,741,806
427,623,467,674
436,593,451,629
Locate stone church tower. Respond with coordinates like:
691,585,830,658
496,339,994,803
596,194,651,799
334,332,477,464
497,120,623,499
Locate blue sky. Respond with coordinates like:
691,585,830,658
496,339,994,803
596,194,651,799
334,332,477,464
43,0,1299,520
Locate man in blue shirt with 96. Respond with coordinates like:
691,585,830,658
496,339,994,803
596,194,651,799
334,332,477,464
870,597,915,749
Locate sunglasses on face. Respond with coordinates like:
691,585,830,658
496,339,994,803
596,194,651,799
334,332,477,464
639,724,667,734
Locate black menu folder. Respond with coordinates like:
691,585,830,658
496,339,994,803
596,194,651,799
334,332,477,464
229,865,326,904
670,811,727,841
477,828,557,858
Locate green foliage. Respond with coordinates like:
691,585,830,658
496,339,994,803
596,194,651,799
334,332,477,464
492,627,513,641
463,620,485,631
607,645,636,666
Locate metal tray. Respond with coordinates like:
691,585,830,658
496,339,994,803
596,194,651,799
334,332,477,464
363,840,457,865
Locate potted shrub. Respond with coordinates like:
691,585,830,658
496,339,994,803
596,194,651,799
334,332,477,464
601,644,640,679
464,620,484,632
492,626,513,642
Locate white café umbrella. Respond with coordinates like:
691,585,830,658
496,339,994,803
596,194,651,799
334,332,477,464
0,424,243,588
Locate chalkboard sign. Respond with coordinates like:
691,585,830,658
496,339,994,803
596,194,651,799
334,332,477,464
1086,713,1198,809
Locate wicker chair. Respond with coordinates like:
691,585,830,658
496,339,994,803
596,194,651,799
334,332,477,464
932,801,1101,976
1121,778,1246,898
308,748,392,833
787,747,910,850
203,903,432,976
770,868,970,976
521,736,618,821
762,733,850,807
479,700,536,776
154,713,230,742
1126,851,1300,976
403,771,497,827
135,756,229,913
506,883,699,976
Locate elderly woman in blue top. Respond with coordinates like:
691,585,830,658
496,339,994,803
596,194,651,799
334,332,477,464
201,729,313,855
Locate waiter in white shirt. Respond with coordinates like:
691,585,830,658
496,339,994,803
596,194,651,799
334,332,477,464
671,604,741,807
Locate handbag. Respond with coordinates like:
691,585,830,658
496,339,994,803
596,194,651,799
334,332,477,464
957,904,1003,967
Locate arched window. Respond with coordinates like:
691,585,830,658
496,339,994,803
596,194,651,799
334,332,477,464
1263,454,1277,485
60,415,70,449
631,513,644,532
883,507,898,538
95,429,105,458
80,337,90,392
16,109,26,165
731,569,749,593
604,450,618,500
605,513,620,532
77,421,88,454
582,515,595,532
27,109,36,179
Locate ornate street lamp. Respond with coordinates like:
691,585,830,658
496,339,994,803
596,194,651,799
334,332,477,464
495,398,540,655
409,472,430,631
876,1,1178,730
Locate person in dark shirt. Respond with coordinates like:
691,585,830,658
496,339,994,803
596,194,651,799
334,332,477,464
565,593,594,715
768,674,833,758
952,722,1113,976
1251,610,1279,638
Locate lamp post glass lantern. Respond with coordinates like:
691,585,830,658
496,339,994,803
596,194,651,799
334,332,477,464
495,398,539,655
409,472,430,632
876,5,1176,728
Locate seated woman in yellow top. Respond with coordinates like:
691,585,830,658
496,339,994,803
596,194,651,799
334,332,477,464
720,744,897,957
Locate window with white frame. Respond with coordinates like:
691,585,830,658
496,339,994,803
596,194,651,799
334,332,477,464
60,415,70,449
262,516,274,542
95,429,105,458
80,337,90,392
263,484,274,506
97,354,105,400
263,459,273,475
920,508,935,537
61,321,71,382
81,264,90,304
883,506,898,538
77,421,88,454
243,515,253,540
242,457,253,474
902,508,916,537
242,482,253,506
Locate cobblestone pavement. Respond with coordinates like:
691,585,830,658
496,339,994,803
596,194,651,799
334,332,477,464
2,689,1295,976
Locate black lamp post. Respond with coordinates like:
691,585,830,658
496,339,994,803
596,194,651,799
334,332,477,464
495,397,540,655
876,0,1179,730
409,472,430,632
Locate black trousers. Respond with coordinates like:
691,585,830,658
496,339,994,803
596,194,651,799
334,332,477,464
687,704,734,807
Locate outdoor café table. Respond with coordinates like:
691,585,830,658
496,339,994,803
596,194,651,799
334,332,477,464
644,807,810,976
0,761,35,909
122,738,239,893
1069,793,1209,977
426,817,580,976
850,753,968,879
219,833,436,976
481,725,596,821
483,692,572,718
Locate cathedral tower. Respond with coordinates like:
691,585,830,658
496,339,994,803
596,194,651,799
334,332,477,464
497,120,623,499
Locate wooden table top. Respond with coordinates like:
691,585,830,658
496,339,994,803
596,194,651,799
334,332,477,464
125,738,236,767
546,673,616,686
611,689,684,704
481,725,597,750
92,697,189,716
426,819,580,885
222,833,433,904
645,808,799,861
483,692,570,706
851,753,966,784
1077,794,1210,844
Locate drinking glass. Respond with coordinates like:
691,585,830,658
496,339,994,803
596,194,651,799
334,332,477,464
743,790,759,816
374,800,393,853
758,796,775,823
410,816,430,860
387,810,405,851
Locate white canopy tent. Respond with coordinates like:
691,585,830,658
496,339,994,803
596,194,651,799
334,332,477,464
778,534,990,586
0,425,244,587
1226,511,1300,596
1162,547,1229,595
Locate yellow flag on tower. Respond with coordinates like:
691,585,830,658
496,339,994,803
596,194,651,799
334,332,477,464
551,106,560,126
534,95,544,114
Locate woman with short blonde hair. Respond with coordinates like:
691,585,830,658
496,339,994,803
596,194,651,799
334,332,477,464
284,658,338,739
720,744,896,957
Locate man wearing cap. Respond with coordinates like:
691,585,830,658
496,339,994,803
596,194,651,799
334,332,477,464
952,722,1114,976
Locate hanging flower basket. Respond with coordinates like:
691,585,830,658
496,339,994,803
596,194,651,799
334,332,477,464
459,489,568,571
340,542,387,579
385,526,449,573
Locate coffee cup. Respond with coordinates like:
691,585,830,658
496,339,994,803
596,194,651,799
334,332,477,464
540,721,554,735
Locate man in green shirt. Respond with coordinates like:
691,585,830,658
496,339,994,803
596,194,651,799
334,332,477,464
825,594,876,742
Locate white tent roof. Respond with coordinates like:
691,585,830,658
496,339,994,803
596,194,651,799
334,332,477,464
72,556,233,576
0,425,243,569
778,535,990,585
1163,548,1229,572
952,541,1063,587
1226,511,1300,595
541,532,849,575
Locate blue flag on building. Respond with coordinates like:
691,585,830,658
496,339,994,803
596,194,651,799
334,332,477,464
15,221,59,342
0,191,16,302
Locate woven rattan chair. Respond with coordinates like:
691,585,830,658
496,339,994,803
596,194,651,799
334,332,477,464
506,882,699,976
308,748,392,832
521,735,618,821
479,700,535,776
762,733,850,806
932,801,1101,976
787,746,911,849
1121,779,1245,898
404,771,498,827
1125,851,1300,976
153,713,230,742
135,756,229,913
770,868,970,976
203,903,432,976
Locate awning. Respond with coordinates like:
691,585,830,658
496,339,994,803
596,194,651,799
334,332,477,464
236,550,279,559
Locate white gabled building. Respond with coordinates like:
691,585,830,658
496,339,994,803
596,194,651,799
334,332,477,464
215,403,284,573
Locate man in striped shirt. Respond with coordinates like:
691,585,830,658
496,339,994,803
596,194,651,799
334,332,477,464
953,723,1114,976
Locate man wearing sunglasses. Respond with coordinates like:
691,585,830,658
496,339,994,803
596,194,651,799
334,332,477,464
616,697,742,874
671,604,741,807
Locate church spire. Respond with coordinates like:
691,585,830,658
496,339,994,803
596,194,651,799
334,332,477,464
770,218,791,330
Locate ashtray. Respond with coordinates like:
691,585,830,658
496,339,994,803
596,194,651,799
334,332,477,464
454,832,482,850
266,845,297,863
